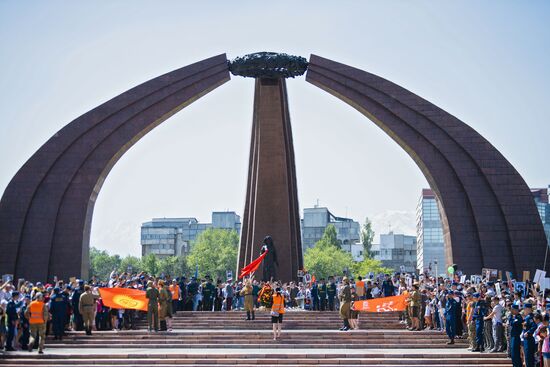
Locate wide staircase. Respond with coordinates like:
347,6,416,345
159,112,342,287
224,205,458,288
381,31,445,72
0,311,511,366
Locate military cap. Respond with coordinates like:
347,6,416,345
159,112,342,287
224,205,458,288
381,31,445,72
473,293,480,298
524,303,533,308
511,304,519,310
11,291,19,297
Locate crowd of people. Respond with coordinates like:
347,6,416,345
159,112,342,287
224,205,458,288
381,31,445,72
0,268,548,367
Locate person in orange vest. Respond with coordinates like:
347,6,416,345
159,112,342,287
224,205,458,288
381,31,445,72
271,286,285,340
25,292,49,354
355,276,366,300
170,280,180,314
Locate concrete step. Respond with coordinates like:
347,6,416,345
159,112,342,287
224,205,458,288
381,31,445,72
0,356,511,366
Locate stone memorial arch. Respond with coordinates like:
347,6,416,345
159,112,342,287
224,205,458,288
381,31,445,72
0,52,546,282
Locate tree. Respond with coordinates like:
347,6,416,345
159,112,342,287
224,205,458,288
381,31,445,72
141,253,159,276
352,256,393,278
320,224,340,248
158,256,189,278
89,247,121,281
118,255,142,274
304,226,354,279
361,217,375,257
186,228,239,280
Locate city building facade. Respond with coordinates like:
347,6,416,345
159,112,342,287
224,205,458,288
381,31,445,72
532,187,550,246
141,211,241,258
371,232,417,273
416,186,550,276
416,189,446,275
301,206,363,261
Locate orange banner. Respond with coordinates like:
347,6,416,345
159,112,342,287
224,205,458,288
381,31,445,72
99,287,148,311
352,294,407,312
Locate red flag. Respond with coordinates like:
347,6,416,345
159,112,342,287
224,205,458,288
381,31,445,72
239,250,268,279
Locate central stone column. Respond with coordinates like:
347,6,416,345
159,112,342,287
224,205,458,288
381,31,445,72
238,77,303,282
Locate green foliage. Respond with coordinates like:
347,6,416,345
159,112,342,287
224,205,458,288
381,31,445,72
141,253,159,276
118,255,142,274
158,256,189,277
319,224,340,248
90,247,190,280
361,217,375,257
352,256,393,277
186,228,239,280
304,226,354,279
89,247,121,280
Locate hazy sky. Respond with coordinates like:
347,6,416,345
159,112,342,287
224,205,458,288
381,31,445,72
1,1,548,256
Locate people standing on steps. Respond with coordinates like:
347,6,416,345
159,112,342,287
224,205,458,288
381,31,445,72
270,286,285,340
240,278,255,320
79,285,96,335
159,280,173,332
145,280,160,332
25,292,49,354
444,291,459,344
327,277,337,311
523,303,537,367
338,277,352,331
349,286,359,330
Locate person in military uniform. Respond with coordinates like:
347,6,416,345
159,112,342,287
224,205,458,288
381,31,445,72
79,285,96,335
507,304,522,367
18,296,31,350
523,303,537,367
381,274,395,297
240,278,255,320
444,291,459,344
187,278,200,311
338,277,352,331
71,280,84,331
145,280,160,332
472,293,487,352
327,277,337,311
4,291,19,351
158,281,173,331
26,292,49,354
318,279,327,311
214,280,224,311
310,280,319,311
49,287,69,340
201,277,215,312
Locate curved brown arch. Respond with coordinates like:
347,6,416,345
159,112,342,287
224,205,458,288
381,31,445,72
306,54,547,276
0,54,230,281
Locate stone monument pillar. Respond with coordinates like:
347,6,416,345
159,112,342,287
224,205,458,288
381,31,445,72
238,75,303,283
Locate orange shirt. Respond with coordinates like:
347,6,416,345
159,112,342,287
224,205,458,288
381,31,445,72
170,284,180,300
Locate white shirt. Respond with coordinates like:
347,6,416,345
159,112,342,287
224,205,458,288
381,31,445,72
492,303,503,324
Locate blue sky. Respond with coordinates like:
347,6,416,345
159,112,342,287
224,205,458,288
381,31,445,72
1,1,548,256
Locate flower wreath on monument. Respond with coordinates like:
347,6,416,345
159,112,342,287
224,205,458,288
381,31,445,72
258,283,274,309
